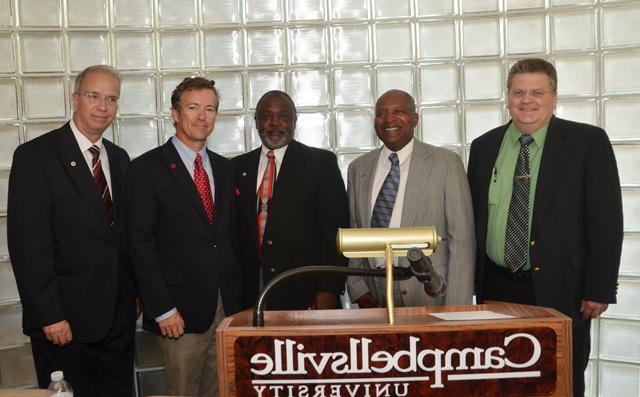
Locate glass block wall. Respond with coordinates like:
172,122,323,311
0,0,638,395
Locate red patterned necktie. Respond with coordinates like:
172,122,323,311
257,151,275,252
88,145,113,223
194,153,214,223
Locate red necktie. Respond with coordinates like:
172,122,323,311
194,153,214,223
257,151,275,252
88,145,113,222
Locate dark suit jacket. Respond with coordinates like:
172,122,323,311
7,122,135,343
468,116,623,322
233,140,349,310
127,140,242,334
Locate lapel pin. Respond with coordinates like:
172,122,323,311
235,187,241,196
170,162,177,169
70,161,76,167
242,172,247,176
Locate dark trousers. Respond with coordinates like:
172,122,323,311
482,261,590,397
31,283,136,397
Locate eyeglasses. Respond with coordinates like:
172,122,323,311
509,89,555,99
75,91,119,105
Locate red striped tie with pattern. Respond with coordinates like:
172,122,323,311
257,151,275,254
194,153,214,223
88,145,113,223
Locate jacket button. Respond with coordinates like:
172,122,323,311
530,240,535,247
212,244,217,248
533,266,541,272
269,267,276,273
266,240,273,246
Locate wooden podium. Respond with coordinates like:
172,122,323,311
217,302,572,397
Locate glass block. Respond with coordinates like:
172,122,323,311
417,0,454,15
555,100,596,125
0,260,19,302
247,28,284,65
23,78,67,119
464,104,503,143
603,4,640,47
620,235,640,276
68,32,109,72
613,145,640,186
334,68,372,106
507,14,545,54
552,11,595,51
203,0,240,23
0,344,37,387
418,20,456,59
67,0,107,26
600,319,640,361
20,33,63,73
288,0,325,21
117,118,159,158
0,79,17,120
295,112,331,149
421,106,460,145
114,32,154,70
137,369,167,395
377,66,414,98
113,0,152,26
374,0,410,18
590,320,599,359
205,72,243,111
160,31,198,70
290,27,327,64
246,0,283,22
463,61,503,100
19,0,60,26
552,0,594,4
604,98,640,140
160,75,187,113
336,110,374,148
332,25,370,63
249,119,262,150
0,0,11,27
507,0,544,9
247,71,285,108
158,0,196,25
463,18,501,57
25,122,64,142
0,304,29,345
555,56,596,96
204,30,243,67
118,75,156,115
208,114,246,154
0,124,19,168
585,360,596,397
600,362,640,397
604,53,640,94
337,152,361,182
420,63,458,103
160,117,175,144
134,330,164,368
462,0,499,13
0,35,14,73
331,0,369,20
375,23,412,61
622,190,640,231
291,69,328,107
605,279,640,320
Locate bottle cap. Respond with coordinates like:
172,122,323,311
50,371,64,382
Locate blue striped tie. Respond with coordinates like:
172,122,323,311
371,153,400,228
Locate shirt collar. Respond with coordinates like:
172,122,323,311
70,119,103,153
261,143,288,164
507,121,549,149
381,137,414,165
171,135,209,165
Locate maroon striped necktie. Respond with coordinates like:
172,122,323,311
88,145,113,223
194,153,214,223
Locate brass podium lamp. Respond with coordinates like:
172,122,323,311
336,227,440,325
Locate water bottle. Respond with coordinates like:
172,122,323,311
47,370,73,397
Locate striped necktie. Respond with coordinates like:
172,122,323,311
257,151,276,252
88,145,113,223
194,153,214,223
371,153,400,228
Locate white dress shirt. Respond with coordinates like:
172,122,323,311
70,119,112,197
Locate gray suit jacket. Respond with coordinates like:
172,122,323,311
346,139,475,306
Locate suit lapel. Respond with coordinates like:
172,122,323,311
58,124,110,224
532,116,563,235
208,150,225,234
104,140,122,225
357,149,381,227
160,142,213,230
401,141,432,227
265,141,301,233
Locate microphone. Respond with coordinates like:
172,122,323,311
407,248,447,298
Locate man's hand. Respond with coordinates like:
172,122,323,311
159,311,185,339
42,320,73,347
355,292,381,309
580,300,609,320
310,291,339,310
